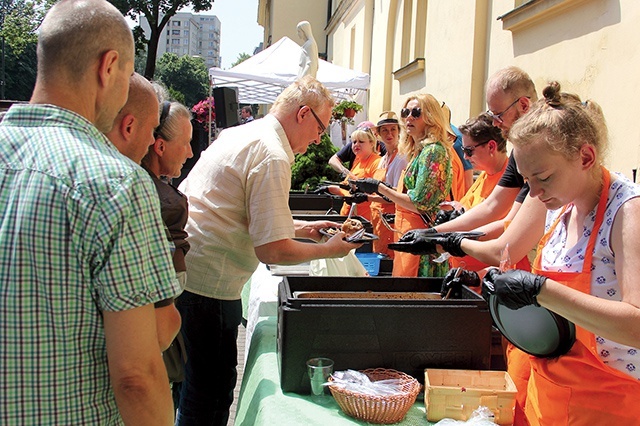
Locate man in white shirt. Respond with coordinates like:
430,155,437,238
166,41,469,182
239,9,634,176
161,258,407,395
176,76,360,425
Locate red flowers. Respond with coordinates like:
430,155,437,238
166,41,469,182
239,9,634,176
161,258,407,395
192,97,216,125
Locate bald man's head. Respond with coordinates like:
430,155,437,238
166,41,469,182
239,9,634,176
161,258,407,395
106,73,160,163
37,0,134,83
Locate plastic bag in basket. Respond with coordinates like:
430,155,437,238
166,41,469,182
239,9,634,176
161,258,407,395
329,370,410,397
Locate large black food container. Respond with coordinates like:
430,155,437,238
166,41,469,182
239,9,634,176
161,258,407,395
288,192,337,213
292,214,373,253
277,276,493,393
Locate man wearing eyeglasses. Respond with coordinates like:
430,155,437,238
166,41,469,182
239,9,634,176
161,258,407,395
175,76,361,425
427,66,540,237
397,66,545,426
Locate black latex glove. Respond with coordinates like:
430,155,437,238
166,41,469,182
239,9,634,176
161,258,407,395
313,185,331,195
350,178,381,194
449,208,465,221
434,210,453,226
398,228,437,242
482,268,547,310
395,229,439,255
436,233,467,257
381,213,395,224
345,193,368,205
441,268,480,299
434,208,465,226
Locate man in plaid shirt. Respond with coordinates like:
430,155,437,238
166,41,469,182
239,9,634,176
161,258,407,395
0,0,181,424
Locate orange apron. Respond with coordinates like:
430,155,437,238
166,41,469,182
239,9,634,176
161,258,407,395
339,154,381,221
525,168,640,424
370,167,395,258
391,169,430,277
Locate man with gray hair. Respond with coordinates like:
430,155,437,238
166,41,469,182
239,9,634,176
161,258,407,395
0,0,181,424
177,75,360,425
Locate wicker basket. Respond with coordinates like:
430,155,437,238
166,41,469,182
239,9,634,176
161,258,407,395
328,368,421,424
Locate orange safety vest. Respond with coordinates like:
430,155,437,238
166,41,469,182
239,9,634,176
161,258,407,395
526,168,640,424
369,167,395,258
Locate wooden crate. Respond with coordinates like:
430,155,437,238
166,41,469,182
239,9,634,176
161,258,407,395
424,369,517,425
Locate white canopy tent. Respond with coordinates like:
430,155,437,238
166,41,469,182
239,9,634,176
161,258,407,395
209,37,370,105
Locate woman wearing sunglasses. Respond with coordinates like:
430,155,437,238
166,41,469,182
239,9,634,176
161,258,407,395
353,94,454,277
447,113,530,276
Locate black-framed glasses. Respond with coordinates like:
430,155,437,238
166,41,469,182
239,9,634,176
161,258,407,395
154,101,171,139
400,107,421,119
461,140,491,157
308,106,328,135
487,97,526,124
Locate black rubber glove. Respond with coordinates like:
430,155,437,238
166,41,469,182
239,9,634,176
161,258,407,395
434,208,465,226
434,210,453,226
313,185,331,195
395,229,439,255
482,268,546,310
381,213,395,224
435,233,467,257
449,207,465,221
440,268,480,299
350,178,381,194
345,193,368,205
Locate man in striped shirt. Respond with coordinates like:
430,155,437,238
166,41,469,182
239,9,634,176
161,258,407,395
0,0,181,424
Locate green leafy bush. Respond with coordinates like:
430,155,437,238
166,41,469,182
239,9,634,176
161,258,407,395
290,133,341,191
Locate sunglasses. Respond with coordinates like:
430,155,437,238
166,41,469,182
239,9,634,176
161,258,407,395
461,140,491,157
308,106,328,135
154,101,171,139
400,107,421,119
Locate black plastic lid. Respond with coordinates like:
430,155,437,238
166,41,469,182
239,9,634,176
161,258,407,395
489,295,576,358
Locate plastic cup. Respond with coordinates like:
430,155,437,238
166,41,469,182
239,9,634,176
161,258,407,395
306,357,334,403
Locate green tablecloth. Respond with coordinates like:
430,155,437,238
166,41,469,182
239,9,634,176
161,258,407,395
234,316,435,426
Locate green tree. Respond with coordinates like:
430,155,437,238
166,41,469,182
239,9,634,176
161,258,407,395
290,133,341,191
231,52,251,68
155,52,208,107
108,0,215,80
3,41,37,101
1,0,55,99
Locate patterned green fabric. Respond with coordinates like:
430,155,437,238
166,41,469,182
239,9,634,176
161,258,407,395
0,104,181,424
402,140,452,277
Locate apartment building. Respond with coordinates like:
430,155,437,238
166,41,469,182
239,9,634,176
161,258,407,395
141,12,222,68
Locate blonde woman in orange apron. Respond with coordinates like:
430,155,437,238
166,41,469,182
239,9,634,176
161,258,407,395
324,125,380,222
434,82,640,424
368,112,408,258
352,94,453,277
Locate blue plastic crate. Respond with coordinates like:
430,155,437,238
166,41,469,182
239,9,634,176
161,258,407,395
355,253,384,276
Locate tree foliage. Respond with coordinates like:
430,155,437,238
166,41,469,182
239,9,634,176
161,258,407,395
231,52,251,68
155,53,208,107
290,133,341,191
108,0,215,80
1,0,54,55
3,41,37,101
1,0,54,99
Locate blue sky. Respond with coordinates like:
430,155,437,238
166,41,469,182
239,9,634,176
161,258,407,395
181,0,264,68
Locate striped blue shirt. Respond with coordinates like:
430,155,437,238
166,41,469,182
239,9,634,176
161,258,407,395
0,104,181,424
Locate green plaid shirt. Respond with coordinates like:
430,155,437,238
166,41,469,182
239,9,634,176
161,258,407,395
0,104,181,424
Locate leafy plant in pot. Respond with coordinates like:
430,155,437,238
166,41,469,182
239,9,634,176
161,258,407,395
333,99,363,122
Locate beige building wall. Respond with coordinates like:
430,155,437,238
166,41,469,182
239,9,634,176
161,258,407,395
258,0,329,55
323,0,640,178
